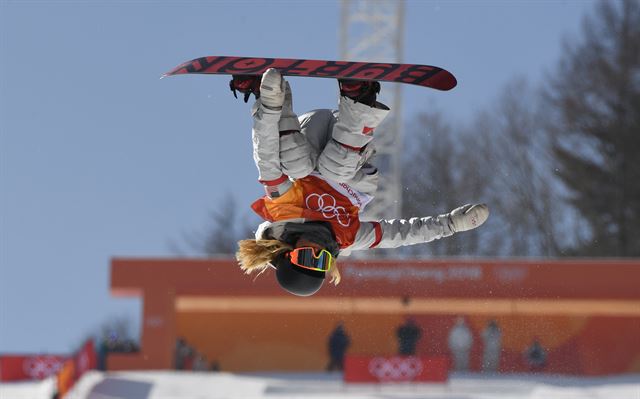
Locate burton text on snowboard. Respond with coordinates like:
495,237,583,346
163,56,457,91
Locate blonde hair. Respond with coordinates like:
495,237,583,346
235,239,341,286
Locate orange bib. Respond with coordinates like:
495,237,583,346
251,174,372,248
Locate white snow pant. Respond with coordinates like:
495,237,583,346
315,97,389,185
252,87,390,197
302,104,392,195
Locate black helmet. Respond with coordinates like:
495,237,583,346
272,252,325,296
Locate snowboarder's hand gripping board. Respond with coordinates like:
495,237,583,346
259,68,286,109
163,55,457,91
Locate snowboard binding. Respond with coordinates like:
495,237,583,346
338,79,381,107
229,75,261,103
229,74,382,107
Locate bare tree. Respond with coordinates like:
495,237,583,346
470,78,563,256
402,78,564,257
171,193,257,257
202,194,246,255
96,315,139,352
401,110,486,256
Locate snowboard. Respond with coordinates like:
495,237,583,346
163,56,457,91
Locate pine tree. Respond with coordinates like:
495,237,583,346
546,0,640,256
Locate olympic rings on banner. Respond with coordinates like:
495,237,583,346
368,356,423,382
23,356,64,379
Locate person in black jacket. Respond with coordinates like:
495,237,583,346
525,337,547,372
397,317,422,356
327,322,351,371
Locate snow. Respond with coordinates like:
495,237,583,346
3,371,639,399
0,376,56,399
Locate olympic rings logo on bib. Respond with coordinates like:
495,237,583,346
368,356,423,382
305,193,351,227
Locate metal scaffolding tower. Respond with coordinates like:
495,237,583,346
340,0,405,221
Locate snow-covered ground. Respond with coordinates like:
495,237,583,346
2,371,639,399
0,376,57,399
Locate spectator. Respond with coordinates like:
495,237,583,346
326,322,351,371
448,316,473,371
175,338,195,370
524,338,547,372
210,360,221,372
182,346,195,370
193,352,209,371
97,338,108,371
174,338,187,370
481,319,502,372
396,317,422,356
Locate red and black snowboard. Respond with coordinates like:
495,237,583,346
163,56,457,91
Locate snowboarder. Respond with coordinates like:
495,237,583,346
234,68,489,296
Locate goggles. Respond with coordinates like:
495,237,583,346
288,247,335,272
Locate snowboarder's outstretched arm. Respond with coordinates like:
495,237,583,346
345,204,489,253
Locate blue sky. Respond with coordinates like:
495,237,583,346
0,0,595,353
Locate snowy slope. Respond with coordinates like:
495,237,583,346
3,371,639,399
0,376,56,399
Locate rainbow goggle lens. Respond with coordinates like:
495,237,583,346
287,247,335,272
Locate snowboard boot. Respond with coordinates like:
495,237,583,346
230,75,261,102
338,79,381,107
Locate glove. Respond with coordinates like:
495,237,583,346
448,203,489,233
260,68,285,109
278,81,301,131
